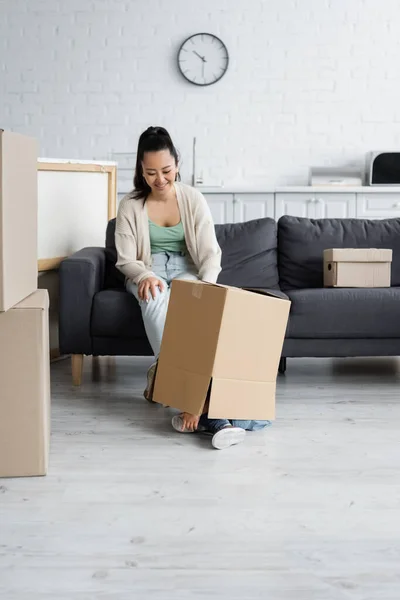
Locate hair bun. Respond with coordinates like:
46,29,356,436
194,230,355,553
144,126,170,138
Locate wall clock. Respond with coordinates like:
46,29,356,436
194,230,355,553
177,33,229,86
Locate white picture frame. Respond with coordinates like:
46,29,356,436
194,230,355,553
37,159,117,271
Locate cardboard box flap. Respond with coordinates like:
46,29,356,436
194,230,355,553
194,281,291,303
184,281,230,291
200,281,290,301
162,280,227,375
13,290,49,311
209,378,276,420
324,248,392,263
171,279,228,303
154,363,211,416
212,286,291,381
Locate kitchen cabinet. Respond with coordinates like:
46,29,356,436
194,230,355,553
200,187,400,223
233,193,275,222
275,192,356,220
202,193,234,224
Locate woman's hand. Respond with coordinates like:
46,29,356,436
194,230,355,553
138,276,165,302
181,413,200,432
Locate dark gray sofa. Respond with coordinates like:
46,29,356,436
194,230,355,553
59,215,400,384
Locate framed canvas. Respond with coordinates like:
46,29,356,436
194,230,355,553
37,160,117,271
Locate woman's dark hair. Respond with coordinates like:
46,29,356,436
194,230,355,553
131,126,181,200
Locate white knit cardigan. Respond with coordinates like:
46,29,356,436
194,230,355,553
115,182,222,285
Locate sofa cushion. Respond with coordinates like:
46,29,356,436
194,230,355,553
278,216,400,290
105,216,279,290
286,287,400,338
216,218,279,288
91,289,147,338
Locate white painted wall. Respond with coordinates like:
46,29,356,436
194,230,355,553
2,0,400,187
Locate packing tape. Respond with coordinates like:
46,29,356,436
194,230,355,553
192,285,203,299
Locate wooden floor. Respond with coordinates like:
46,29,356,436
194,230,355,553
1,356,400,599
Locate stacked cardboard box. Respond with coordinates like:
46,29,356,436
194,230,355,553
0,130,51,477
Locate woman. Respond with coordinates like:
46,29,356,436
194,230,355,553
115,126,269,449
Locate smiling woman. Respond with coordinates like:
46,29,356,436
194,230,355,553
130,126,181,202
114,125,269,449
115,125,222,363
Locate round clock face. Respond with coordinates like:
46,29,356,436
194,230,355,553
178,33,229,86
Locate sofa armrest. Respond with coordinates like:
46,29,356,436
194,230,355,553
59,247,106,355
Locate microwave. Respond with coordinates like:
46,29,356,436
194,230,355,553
365,151,400,185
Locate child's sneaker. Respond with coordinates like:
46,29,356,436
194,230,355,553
211,426,246,450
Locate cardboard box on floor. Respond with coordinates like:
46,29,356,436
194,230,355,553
0,130,38,312
0,290,51,477
153,281,291,420
323,248,392,288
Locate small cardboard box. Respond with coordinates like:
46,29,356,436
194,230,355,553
323,248,392,288
0,290,51,477
0,130,38,312
153,281,291,420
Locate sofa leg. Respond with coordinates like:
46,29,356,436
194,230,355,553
278,357,287,375
72,354,84,386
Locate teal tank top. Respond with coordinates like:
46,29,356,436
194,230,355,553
148,219,187,254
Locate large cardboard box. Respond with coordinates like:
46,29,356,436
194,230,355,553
0,130,38,312
153,281,291,419
323,248,392,288
0,290,50,477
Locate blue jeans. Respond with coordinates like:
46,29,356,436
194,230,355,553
126,251,198,358
198,415,271,433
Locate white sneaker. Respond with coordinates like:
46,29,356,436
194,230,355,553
211,426,246,450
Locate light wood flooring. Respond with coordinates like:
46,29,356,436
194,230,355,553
1,356,400,599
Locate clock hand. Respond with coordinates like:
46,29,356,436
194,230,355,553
193,50,206,62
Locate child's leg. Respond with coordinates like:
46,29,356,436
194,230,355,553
198,414,231,432
172,414,229,433
172,413,246,450
230,420,272,431
197,414,246,450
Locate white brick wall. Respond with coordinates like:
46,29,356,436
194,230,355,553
2,0,400,187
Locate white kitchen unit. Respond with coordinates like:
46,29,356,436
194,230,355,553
274,192,317,219
313,192,356,218
202,193,234,224
233,193,275,222
275,192,356,220
202,190,274,223
198,186,400,224
356,191,400,219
